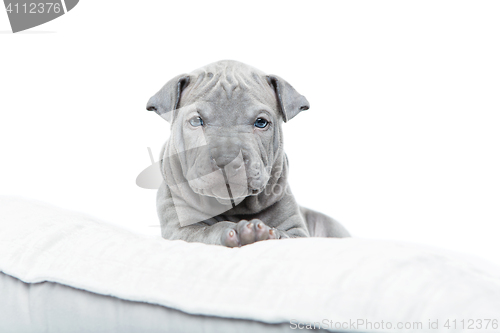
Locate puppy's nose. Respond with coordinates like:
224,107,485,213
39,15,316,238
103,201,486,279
211,145,244,170
213,155,243,170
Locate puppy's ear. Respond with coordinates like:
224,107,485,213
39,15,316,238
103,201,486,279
146,74,191,123
266,75,310,122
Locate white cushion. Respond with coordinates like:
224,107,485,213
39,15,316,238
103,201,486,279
1,196,500,332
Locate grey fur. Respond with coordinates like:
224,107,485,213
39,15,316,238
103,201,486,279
147,60,350,247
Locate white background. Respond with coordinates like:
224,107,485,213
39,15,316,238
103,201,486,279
1,1,499,264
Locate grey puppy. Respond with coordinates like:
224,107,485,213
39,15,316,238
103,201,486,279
147,60,350,247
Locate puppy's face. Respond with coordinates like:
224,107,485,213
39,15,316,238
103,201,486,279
147,61,310,205
171,76,281,204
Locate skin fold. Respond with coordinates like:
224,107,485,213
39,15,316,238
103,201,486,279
147,60,350,247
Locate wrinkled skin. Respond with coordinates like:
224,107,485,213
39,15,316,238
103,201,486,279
147,60,350,247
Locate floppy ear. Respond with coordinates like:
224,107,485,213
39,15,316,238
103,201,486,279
146,74,191,123
266,74,310,122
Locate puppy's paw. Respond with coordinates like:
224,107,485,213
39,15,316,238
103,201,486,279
221,228,240,248
221,219,277,247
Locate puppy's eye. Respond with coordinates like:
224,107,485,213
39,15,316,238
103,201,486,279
189,116,204,127
254,118,269,129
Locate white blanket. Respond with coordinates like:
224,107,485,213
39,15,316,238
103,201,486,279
1,196,500,332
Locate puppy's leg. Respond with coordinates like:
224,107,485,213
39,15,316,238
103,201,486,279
300,206,350,238
161,218,276,247
254,192,311,239
157,182,276,246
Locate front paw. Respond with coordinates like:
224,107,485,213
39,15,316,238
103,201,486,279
221,228,240,248
221,219,277,247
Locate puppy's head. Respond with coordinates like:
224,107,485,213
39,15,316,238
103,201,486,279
147,60,309,204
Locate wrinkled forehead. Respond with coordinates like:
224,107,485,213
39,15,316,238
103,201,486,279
179,65,278,114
